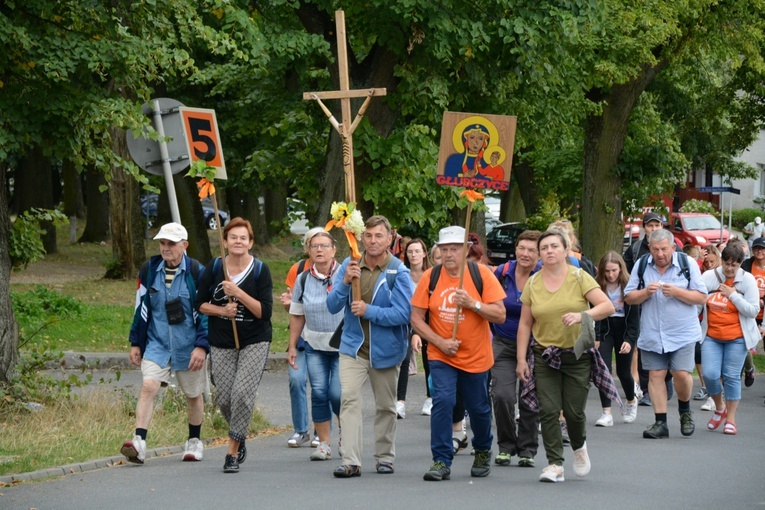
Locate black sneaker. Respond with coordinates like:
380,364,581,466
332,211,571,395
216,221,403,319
471,450,491,477
679,410,695,436
423,461,451,481
223,454,239,473
237,440,247,464
643,421,669,439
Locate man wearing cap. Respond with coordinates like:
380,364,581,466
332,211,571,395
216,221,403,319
122,223,209,464
624,212,664,273
624,229,707,439
744,216,765,250
411,226,507,481
327,215,413,478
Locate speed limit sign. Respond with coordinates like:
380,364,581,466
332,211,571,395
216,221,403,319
179,107,227,179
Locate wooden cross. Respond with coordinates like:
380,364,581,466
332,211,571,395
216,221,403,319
303,10,386,300
303,10,386,209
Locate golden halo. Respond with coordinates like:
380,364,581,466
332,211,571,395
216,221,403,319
451,115,499,153
482,146,506,165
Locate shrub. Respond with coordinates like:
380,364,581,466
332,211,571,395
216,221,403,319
731,207,764,230
12,286,82,347
679,199,717,214
9,208,68,270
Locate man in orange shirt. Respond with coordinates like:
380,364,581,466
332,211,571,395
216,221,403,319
411,226,506,481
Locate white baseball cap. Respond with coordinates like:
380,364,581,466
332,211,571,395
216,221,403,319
436,226,470,246
153,222,188,242
755,217,762,225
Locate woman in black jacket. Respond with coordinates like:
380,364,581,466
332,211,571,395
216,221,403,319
594,251,640,426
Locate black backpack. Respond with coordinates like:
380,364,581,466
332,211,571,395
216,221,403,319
636,252,691,290
428,261,484,297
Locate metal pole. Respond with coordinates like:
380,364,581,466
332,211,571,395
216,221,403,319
720,192,724,243
152,99,181,224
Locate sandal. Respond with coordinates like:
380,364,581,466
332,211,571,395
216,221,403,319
723,422,737,435
452,434,468,455
333,464,361,478
707,408,727,430
376,462,394,474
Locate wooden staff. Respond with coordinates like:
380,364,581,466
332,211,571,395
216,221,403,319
451,200,474,342
210,192,240,350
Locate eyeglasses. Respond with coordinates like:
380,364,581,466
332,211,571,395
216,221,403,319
310,243,333,251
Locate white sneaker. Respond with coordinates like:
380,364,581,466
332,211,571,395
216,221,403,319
421,398,433,416
623,402,638,423
121,435,146,464
634,382,643,401
288,432,310,447
310,441,332,461
595,412,613,427
539,464,565,482
573,442,591,477
310,436,320,448
183,438,204,461
396,401,406,419
515,406,520,423
700,397,715,411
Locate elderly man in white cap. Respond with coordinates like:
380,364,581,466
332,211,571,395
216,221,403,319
411,226,507,481
744,216,764,250
122,222,209,464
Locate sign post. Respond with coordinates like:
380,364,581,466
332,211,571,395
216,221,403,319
435,111,517,340
697,186,740,243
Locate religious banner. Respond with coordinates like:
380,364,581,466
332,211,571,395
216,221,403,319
436,112,517,191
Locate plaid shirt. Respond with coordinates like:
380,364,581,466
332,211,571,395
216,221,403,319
520,341,623,413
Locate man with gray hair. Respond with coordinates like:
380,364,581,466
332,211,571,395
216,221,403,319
625,229,707,439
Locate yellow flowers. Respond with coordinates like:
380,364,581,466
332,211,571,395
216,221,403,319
326,201,364,259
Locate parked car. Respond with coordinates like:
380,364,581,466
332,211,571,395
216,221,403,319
485,216,501,234
486,222,526,265
141,194,229,230
667,212,729,247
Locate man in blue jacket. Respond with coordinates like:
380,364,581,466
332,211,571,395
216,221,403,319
327,215,413,478
122,222,209,465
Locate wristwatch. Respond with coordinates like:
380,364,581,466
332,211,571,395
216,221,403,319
474,301,482,312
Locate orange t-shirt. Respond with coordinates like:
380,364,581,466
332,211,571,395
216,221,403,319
411,264,506,373
285,259,313,288
750,264,765,321
706,278,744,341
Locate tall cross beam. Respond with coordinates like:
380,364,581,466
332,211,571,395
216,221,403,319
303,10,386,206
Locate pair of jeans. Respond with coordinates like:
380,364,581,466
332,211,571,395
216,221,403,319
288,344,309,434
305,343,341,424
429,360,493,467
491,337,539,458
534,349,591,466
701,336,748,401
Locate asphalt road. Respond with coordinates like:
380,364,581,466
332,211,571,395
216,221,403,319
3,364,765,510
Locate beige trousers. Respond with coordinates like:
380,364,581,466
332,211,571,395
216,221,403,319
339,354,400,467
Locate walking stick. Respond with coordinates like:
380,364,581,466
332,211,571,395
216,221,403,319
194,166,240,350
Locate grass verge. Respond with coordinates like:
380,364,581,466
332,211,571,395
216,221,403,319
0,383,274,478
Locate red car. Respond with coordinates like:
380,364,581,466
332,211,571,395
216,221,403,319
667,212,729,248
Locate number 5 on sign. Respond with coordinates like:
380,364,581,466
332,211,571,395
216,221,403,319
179,107,227,179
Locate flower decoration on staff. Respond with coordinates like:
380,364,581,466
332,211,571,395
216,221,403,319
326,201,364,259
460,189,485,203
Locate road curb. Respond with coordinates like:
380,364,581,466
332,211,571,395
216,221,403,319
0,445,186,485
41,350,290,372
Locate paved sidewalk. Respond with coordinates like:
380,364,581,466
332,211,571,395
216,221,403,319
2,357,765,509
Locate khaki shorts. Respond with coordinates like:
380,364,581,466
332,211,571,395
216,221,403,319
141,358,206,398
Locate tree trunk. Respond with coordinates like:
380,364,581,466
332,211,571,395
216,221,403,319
15,146,57,254
512,155,539,218
264,183,288,237
580,64,666,260
176,172,212,264
108,127,145,279
0,163,18,384
62,159,85,244
78,165,111,243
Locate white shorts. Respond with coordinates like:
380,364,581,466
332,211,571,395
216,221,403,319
141,358,206,398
